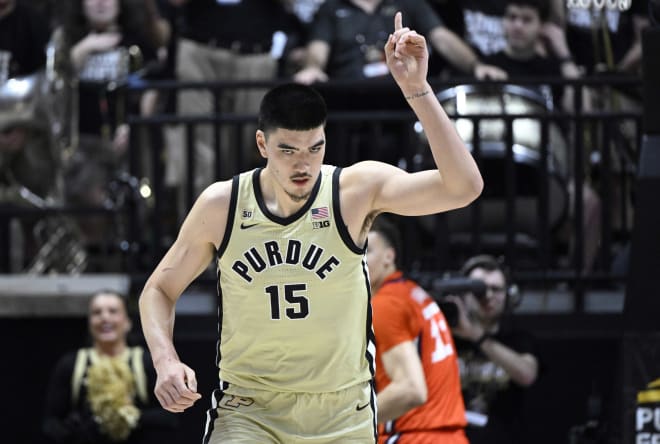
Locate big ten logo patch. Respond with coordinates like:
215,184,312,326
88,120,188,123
242,209,253,219
636,379,660,443
220,395,254,410
313,220,331,229
311,206,330,229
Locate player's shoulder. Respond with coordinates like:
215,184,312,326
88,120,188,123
197,179,234,209
185,179,235,234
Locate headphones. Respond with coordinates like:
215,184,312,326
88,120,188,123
459,255,521,310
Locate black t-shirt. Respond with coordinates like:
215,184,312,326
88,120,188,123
77,34,158,137
483,51,561,78
482,50,564,110
179,0,299,50
310,0,443,79
0,3,49,78
457,0,508,56
565,0,647,73
455,323,537,444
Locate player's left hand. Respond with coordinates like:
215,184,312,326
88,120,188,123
384,12,428,89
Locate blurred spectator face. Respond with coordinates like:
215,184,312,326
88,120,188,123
468,267,507,322
0,127,26,153
83,0,120,30
88,292,130,347
0,0,15,19
503,5,542,54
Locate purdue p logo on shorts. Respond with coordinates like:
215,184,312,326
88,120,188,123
221,395,254,409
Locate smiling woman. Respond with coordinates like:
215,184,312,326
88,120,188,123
42,290,178,444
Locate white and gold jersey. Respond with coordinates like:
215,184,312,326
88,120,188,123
215,165,375,393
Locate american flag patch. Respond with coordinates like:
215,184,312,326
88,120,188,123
311,207,329,219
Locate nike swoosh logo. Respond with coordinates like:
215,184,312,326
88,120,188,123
356,402,370,411
240,222,259,229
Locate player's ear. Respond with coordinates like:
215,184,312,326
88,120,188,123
256,130,268,159
385,246,396,266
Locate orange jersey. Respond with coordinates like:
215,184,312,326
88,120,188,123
372,271,467,443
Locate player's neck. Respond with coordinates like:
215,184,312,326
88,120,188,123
260,168,311,218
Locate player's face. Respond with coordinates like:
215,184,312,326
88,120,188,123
503,5,542,53
83,0,120,29
258,126,326,203
469,268,507,321
88,293,130,347
366,231,395,291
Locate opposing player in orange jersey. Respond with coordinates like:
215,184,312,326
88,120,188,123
369,216,468,444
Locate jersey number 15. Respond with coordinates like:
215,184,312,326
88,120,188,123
265,284,310,320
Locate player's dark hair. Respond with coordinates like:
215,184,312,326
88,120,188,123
258,83,327,134
370,215,403,269
506,0,549,21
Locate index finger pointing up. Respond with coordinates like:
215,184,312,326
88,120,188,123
394,11,402,31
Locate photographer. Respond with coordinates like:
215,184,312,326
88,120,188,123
444,255,539,444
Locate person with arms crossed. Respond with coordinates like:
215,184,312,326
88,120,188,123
368,216,468,444
138,12,483,443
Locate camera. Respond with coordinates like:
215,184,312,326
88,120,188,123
410,273,487,328
433,277,486,327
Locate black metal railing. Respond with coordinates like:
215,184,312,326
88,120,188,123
0,76,643,309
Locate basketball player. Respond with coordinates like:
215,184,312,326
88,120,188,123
368,217,468,444
138,12,483,443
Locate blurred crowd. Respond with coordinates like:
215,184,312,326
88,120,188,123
0,0,649,274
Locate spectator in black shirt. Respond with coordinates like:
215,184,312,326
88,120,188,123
164,0,305,212
64,0,162,140
480,0,581,111
446,255,539,444
293,0,507,84
433,0,564,58
478,0,602,272
59,0,164,247
565,0,649,75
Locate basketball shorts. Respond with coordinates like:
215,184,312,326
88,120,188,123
203,380,377,443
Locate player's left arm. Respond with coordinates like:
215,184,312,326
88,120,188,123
376,341,428,423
